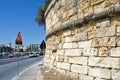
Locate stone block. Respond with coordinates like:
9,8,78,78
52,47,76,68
72,28,77,35
100,19,111,28
93,0,105,13
64,49,73,56
89,67,111,79
110,47,120,57
65,49,82,56
112,16,120,27
94,27,115,38
104,0,119,8
56,50,65,55
71,64,88,74
63,43,73,49
92,37,116,47
103,37,116,47
57,62,70,70
50,54,56,60
112,69,120,80
58,56,64,62
72,42,78,48
79,40,92,48
90,0,105,5
83,48,98,56
92,38,101,47
117,36,120,46
79,74,94,80
64,56,69,62
65,36,72,43
63,29,71,37
98,47,108,56
56,55,64,62
89,57,120,69
68,57,88,65
117,26,120,36
72,32,87,42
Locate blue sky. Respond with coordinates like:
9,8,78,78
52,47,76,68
0,0,46,46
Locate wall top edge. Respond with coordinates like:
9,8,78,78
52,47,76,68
44,0,58,18
46,4,120,39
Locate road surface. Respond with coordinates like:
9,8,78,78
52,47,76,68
0,56,43,80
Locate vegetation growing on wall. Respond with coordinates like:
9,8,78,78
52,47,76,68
35,0,51,26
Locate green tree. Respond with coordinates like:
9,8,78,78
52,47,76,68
35,0,51,26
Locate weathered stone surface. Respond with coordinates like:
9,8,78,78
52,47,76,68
98,47,108,56
63,29,71,37
72,32,87,42
112,69,120,80
89,57,120,69
72,42,78,48
72,27,77,35
94,27,115,38
56,55,64,62
89,67,111,79
57,62,70,70
65,36,72,43
104,0,119,8
68,57,88,65
90,0,105,5
64,56,69,62
117,26,120,36
58,56,64,62
56,50,64,55
83,48,98,56
65,49,82,56
79,40,92,48
71,64,88,74
63,43,73,48
110,47,120,57
79,74,94,80
93,0,105,13
117,36,120,46
92,37,116,47
49,54,56,60
64,49,73,56
112,17,120,27
100,19,110,28
45,0,120,79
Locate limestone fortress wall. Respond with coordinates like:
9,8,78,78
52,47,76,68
44,0,120,80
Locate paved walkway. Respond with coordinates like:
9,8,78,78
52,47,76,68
12,61,44,80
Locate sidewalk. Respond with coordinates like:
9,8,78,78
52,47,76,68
12,61,44,80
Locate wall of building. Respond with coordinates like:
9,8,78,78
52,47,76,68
45,0,120,80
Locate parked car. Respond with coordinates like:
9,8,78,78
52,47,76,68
8,53,14,58
29,53,38,58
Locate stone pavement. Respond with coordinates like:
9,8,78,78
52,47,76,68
12,61,44,80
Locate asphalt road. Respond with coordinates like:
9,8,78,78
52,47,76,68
0,56,43,80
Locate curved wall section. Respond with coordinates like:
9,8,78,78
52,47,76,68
45,0,120,80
